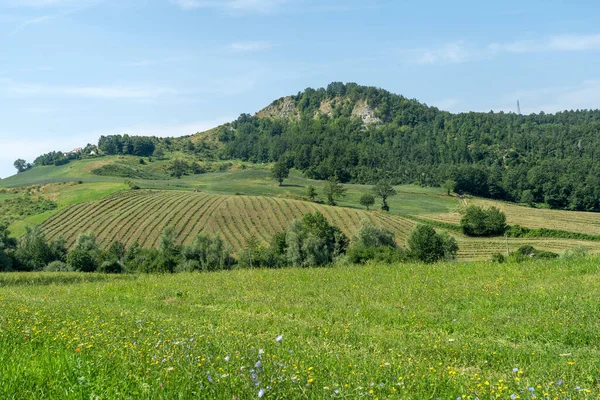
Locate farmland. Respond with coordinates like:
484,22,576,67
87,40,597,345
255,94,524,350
40,190,417,252
2,259,600,399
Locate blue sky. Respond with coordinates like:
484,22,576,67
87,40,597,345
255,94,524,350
1,0,600,178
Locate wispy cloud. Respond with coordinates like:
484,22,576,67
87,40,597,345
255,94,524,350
6,0,102,35
230,41,272,52
408,33,600,65
172,0,288,14
2,79,179,99
123,56,192,68
413,42,471,65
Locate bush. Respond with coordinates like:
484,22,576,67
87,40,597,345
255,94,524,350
510,245,559,261
67,249,98,272
407,224,458,263
346,243,406,264
562,246,590,260
44,261,73,272
460,205,506,236
98,260,124,274
491,253,506,263
281,212,348,267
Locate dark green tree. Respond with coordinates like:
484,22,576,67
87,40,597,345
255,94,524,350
14,159,27,173
359,193,375,210
306,185,317,201
323,176,347,206
407,225,457,263
373,180,397,211
271,161,290,186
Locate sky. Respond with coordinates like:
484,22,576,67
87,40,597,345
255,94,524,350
1,0,600,178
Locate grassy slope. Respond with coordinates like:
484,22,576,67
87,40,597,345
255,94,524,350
5,156,600,258
1,259,599,399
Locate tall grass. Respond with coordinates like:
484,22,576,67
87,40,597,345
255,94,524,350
1,258,599,398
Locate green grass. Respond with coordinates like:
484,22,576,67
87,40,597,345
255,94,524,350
1,258,599,399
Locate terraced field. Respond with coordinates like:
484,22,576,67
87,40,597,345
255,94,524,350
41,190,416,252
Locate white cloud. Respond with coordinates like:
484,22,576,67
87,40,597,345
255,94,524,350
172,0,288,13
410,33,600,65
230,41,272,52
3,80,179,99
414,42,471,65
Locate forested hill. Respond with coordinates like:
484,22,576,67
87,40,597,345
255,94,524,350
215,82,600,212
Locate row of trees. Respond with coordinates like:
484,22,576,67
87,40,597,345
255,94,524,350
98,135,156,157
220,82,600,211
0,215,459,273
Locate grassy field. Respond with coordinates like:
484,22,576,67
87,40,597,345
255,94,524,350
1,259,599,399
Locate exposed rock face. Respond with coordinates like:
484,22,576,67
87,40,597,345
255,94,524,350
352,100,381,125
256,96,300,120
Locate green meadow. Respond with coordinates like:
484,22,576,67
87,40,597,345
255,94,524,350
1,258,599,399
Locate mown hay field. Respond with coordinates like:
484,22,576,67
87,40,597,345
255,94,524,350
1,259,600,399
421,197,600,236
40,190,416,252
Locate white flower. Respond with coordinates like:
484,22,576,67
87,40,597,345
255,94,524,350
275,335,283,342
258,388,265,398
224,355,230,362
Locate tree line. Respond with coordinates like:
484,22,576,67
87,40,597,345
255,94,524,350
0,213,459,273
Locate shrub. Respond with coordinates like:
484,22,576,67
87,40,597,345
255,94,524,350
281,212,348,267
562,246,590,260
44,261,73,272
510,245,559,261
407,224,458,263
67,249,98,272
460,205,506,236
491,253,506,263
352,219,396,248
98,260,124,274
359,194,375,210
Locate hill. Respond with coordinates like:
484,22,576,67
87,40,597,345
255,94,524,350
2,258,599,398
212,82,600,212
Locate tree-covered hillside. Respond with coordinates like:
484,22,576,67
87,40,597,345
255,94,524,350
216,82,600,211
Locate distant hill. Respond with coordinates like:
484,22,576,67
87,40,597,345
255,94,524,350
210,82,600,212
15,82,600,212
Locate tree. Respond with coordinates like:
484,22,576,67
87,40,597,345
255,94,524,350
359,193,375,210
14,226,53,271
153,146,166,160
14,159,27,173
169,160,188,179
0,224,17,271
306,185,317,201
373,180,397,211
271,161,290,186
323,176,347,206
442,179,456,196
407,224,457,263
460,205,507,237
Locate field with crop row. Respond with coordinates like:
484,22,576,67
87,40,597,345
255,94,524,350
40,190,417,252
421,197,600,236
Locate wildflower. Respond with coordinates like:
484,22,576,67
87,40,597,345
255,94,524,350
255,361,262,368
225,355,230,362
529,387,535,392
512,368,519,373
288,350,293,354
258,388,265,398
557,380,563,386
276,335,283,342
207,376,213,382
511,395,516,399
334,390,339,394
259,349,264,355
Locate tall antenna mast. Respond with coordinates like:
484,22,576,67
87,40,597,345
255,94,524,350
517,100,521,115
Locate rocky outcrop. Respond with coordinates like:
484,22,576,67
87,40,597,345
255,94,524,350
256,96,300,120
352,100,381,125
